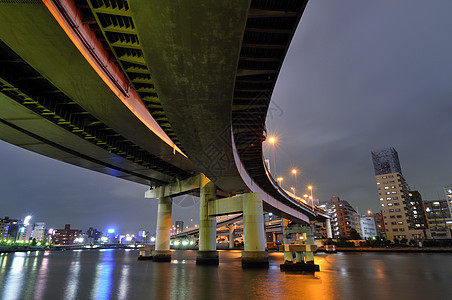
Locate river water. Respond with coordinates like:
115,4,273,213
0,249,451,300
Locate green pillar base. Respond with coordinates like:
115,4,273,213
196,250,219,265
152,250,171,262
138,255,153,261
241,251,269,268
280,262,320,272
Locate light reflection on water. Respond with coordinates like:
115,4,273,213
65,251,81,299
0,250,451,299
92,249,114,299
1,252,25,300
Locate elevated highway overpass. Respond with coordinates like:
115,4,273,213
0,0,330,266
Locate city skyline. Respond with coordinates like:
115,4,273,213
1,0,452,231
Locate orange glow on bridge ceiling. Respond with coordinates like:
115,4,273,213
42,0,186,158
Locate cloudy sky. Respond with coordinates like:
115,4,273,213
1,0,451,233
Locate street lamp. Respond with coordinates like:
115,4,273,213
291,169,298,195
268,137,277,178
277,177,283,187
290,187,295,195
308,185,314,210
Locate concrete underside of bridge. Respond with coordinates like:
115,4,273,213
0,3,326,255
129,1,251,192
0,2,198,185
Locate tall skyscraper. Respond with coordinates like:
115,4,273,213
371,147,424,241
372,147,402,175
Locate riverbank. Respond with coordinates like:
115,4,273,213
0,244,138,253
333,247,452,253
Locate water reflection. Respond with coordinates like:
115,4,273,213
1,253,26,300
65,251,81,299
91,249,114,299
117,265,129,300
0,250,451,299
33,252,49,299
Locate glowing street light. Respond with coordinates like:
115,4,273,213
291,187,295,195
291,169,298,195
308,185,314,210
268,137,277,178
277,177,283,187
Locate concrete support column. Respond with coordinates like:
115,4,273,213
196,180,218,265
326,218,333,239
241,193,268,268
228,225,235,249
153,196,172,262
282,218,292,263
304,225,315,263
295,251,305,264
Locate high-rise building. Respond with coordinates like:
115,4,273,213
372,147,402,175
371,148,424,241
330,197,358,238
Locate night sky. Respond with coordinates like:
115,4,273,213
1,0,451,234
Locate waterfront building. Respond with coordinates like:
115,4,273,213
330,197,358,238
444,186,452,216
424,227,452,239
373,212,386,237
86,227,102,242
353,213,361,237
2,217,21,241
423,199,452,228
53,224,80,245
137,230,151,243
31,222,46,241
371,147,424,241
359,216,378,239
0,219,8,240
